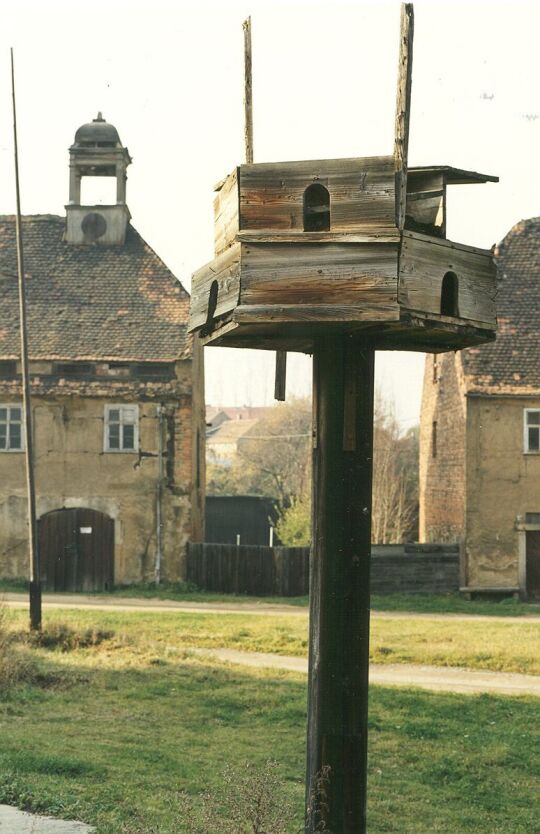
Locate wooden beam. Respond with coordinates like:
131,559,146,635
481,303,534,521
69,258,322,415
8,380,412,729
306,339,375,833
394,3,414,229
243,17,254,164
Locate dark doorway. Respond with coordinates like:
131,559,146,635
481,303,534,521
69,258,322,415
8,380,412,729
39,508,114,592
526,530,540,598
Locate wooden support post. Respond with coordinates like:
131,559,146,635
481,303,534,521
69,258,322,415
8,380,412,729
394,2,414,229
306,338,375,834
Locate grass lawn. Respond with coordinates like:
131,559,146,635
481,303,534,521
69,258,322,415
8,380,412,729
4,606,540,675
2,578,540,617
0,610,538,834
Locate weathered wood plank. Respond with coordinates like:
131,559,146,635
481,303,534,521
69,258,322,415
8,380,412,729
189,242,241,331
239,156,397,234
240,242,399,306
394,3,414,229
402,229,492,257
237,230,400,244
213,167,239,255
398,233,496,324
234,303,400,323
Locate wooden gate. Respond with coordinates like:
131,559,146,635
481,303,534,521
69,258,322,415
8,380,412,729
39,508,114,592
526,530,540,598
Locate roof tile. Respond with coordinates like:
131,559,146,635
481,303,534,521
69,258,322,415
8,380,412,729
0,215,190,362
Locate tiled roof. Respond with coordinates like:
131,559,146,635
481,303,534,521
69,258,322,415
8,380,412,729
462,217,540,394
0,215,190,362
207,419,259,445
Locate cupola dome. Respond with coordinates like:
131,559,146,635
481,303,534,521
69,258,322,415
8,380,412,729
73,113,121,148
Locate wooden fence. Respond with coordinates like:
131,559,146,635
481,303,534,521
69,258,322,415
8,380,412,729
186,542,460,596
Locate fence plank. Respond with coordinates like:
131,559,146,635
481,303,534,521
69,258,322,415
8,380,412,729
185,543,459,597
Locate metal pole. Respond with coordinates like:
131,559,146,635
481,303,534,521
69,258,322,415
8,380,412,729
11,48,41,631
155,406,164,584
306,338,375,833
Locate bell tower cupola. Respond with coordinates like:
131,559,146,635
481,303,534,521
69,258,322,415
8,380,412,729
65,113,132,245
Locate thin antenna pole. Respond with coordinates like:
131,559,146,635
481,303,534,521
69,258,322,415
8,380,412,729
243,17,254,164
11,48,41,631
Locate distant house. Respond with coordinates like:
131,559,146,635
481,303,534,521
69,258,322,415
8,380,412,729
419,217,540,598
0,115,205,590
205,406,273,465
207,418,259,466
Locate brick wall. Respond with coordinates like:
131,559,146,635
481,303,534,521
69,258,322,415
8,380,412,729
419,352,466,542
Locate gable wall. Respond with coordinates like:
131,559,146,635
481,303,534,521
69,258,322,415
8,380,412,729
465,395,540,589
419,351,466,542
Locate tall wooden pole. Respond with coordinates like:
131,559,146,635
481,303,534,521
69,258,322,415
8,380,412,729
306,339,375,833
243,17,287,401
11,49,41,631
306,9,413,827
394,3,414,229
243,17,254,165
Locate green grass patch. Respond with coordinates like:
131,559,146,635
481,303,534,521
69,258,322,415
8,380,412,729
4,605,540,674
0,624,537,834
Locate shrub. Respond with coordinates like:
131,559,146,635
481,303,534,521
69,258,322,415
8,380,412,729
0,602,31,690
28,622,115,652
121,761,332,834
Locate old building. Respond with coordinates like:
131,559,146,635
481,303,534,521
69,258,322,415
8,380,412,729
419,216,540,598
0,114,205,589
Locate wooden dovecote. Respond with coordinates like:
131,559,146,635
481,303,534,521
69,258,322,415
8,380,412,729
189,7,498,355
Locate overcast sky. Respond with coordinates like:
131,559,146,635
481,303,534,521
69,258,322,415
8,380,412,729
1,0,539,428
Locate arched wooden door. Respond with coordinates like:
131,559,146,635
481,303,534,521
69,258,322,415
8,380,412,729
39,508,114,592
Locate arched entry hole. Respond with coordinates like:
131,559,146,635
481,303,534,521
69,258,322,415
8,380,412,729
440,271,459,317
303,183,330,232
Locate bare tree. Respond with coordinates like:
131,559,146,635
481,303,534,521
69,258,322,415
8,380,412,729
371,396,417,544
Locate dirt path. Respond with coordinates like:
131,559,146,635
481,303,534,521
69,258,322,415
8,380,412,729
0,804,93,833
2,593,540,622
186,647,540,696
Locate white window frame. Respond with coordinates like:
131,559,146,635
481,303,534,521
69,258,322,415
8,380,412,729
0,403,24,452
524,408,540,454
104,404,139,453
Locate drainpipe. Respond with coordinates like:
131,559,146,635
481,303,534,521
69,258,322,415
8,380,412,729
155,406,165,585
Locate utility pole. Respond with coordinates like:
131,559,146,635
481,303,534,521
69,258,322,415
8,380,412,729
11,48,41,631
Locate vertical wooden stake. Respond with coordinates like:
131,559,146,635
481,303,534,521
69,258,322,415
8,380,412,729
306,338,375,834
243,17,254,165
11,49,41,631
394,3,414,229
243,17,288,399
